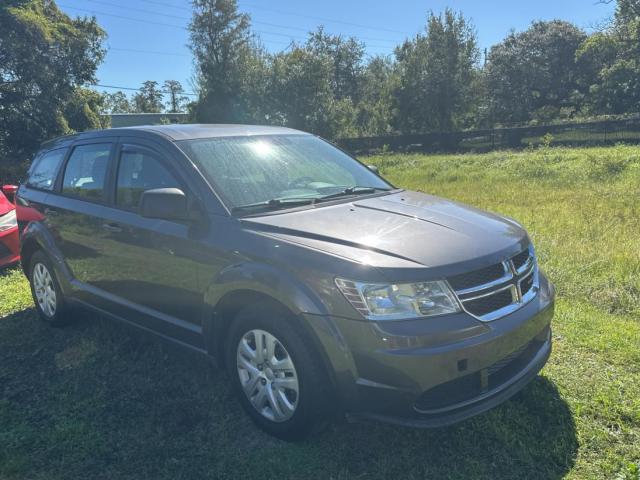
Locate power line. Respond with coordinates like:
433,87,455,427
59,4,295,46
135,0,194,11
66,2,400,98
136,0,406,45
135,0,408,35
70,0,400,46
93,83,199,97
59,4,288,45
86,0,190,20
59,4,185,29
107,47,190,57
61,3,394,50
239,1,408,35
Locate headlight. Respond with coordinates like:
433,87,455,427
0,209,17,232
335,278,461,321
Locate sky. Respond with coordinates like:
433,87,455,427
56,0,617,101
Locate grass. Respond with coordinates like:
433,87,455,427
1,144,639,479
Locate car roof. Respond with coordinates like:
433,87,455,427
41,124,309,149
121,124,308,141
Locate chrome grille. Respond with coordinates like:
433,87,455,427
448,263,505,291
463,287,514,317
449,246,539,322
520,270,535,296
512,249,530,271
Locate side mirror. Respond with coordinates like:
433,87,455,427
140,188,189,221
2,185,18,203
367,165,379,174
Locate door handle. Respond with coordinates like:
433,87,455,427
102,223,123,233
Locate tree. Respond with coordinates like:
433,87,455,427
356,55,398,136
104,91,133,113
578,0,640,114
163,80,189,113
132,81,164,113
306,27,366,102
485,20,587,124
189,0,263,123
63,87,110,132
0,0,105,163
268,46,340,138
393,9,480,133
614,0,640,22
264,28,370,138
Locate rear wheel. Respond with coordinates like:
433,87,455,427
28,251,74,327
226,303,331,440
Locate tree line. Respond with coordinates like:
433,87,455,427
2,0,640,170
184,0,640,139
103,80,191,114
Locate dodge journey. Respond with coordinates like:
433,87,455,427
18,124,554,440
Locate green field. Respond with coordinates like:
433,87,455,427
1,145,639,479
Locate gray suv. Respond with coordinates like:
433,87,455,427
18,125,554,440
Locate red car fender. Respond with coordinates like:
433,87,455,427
0,189,20,267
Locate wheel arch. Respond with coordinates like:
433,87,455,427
203,263,339,396
20,237,41,275
203,262,329,354
20,223,74,296
207,288,341,408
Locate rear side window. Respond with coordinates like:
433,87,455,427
27,149,66,190
62,144,111,201
116,149,181,210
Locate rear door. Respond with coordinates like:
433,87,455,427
42,140,116,304
94,139,203,345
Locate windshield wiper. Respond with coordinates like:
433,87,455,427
317,186,391,202
232,197,317,214
232,187,392,214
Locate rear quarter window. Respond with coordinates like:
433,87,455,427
26,149,67,190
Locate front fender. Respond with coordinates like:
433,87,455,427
205,261,329,316
202,262,342,369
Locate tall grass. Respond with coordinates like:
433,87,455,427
368,144,640,320
0,145,638,479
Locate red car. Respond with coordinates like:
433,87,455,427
0,185,20,268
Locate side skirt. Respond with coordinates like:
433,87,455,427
69,297,211,357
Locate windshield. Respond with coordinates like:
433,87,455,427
178,134,393,212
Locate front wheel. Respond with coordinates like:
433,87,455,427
226,303,331,440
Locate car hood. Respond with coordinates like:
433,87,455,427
241,191,529,271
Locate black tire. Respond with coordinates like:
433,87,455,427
226,302,331,441
28,251,74,327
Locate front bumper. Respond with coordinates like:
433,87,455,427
305,273,555,427
351,326,551,428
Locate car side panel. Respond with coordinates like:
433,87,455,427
18,188,75,295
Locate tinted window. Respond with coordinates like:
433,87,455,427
62,144,111,200
116,149,180,210
27,149,66,190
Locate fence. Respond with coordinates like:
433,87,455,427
337,117,640,154
104,113,190,128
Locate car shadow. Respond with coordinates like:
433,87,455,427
0,308,578,479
